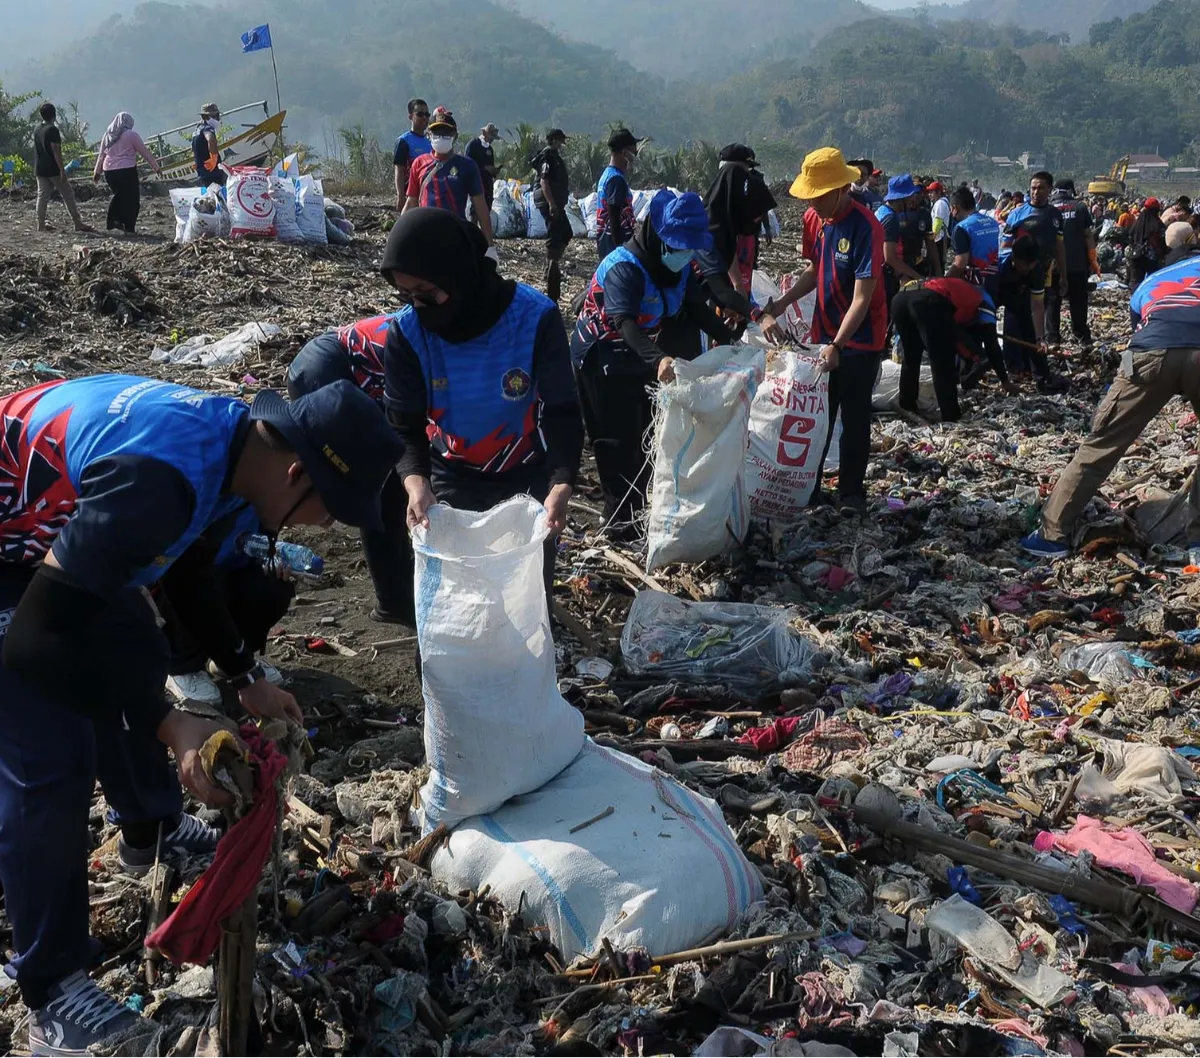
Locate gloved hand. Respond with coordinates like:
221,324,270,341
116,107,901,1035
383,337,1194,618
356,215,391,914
484,245,499,263
203,153,219,172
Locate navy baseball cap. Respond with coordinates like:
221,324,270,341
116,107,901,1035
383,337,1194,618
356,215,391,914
249,381,403,531
650,189,714,252
885,174,919,201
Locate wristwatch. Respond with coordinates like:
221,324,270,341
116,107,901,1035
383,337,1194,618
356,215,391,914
230,662,265,691
831,339,845,352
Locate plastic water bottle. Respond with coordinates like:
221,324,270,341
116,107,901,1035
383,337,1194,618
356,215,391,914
240,534,325,576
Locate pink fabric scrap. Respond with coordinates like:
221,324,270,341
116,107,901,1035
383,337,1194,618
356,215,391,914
736,715,801,753
1112,962,1174,1016
1034,815,1198,913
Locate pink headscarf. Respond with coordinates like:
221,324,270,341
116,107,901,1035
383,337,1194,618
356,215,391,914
100,112,135,152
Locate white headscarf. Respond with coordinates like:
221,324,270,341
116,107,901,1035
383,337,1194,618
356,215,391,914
101,112,134,152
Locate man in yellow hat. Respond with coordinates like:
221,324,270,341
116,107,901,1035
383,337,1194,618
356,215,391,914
759,147,887,513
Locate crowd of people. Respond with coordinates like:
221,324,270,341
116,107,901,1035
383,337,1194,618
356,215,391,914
11,96,1200,1055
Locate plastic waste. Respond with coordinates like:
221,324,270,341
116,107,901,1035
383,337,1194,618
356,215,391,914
150,322,281,369
1059,641,1146,689
620,589,818,694
240,535,325,576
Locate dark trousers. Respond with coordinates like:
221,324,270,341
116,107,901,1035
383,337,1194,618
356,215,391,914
104,166,141,233
287,338,412,620
575,352,655,525
998,281,1052,378
892,287,962,422
538,204,573,302
817,351,881,500
1127,258,1151,292
597,232,618,260
1046,270,1093,345
159,561,295,675
0,573,180,1008
197,165,227,189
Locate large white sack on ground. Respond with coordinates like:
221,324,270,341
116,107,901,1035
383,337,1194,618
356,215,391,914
491,180,526,239
227,167,276,238
170,188,203,243
872,359,939,420
646,345,764,572
523,189,548,238
412,497,585,834
181,193,228,243
295,175,328,245
566,193,588,238
746,351,829,524
581,191,599,238
430,738,762,961
270,178,304,244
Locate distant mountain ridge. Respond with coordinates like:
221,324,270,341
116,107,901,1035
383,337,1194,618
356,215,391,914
911,0,1159,39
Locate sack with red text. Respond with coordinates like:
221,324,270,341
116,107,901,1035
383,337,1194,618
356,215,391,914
745,350,830,524
227,167,276,239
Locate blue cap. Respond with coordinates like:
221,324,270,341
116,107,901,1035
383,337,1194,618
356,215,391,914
649,189,714,252
249,381,404,531
885,174,919,201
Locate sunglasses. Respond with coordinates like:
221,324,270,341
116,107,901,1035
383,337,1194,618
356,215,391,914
393,287,441,308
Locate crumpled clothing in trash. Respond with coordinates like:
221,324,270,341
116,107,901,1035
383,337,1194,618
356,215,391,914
1034,815,1199,913
1094,736,1198,802
737,715,802,753
148,727,287,965
783,718,869,773
795,970,853,1031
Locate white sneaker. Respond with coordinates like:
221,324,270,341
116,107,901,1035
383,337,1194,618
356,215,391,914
165,671,222,706
259,660,284,685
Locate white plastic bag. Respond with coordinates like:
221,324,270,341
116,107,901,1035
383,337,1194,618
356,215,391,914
149,321,281,369
751,270,814,344
295,175,328,245
169,188,203,243
621,589,817,693
872,359,939,420
182,192,227,243
566,193,587,238
645,344,765,572
430,739,762,961
227,167,276,239
581,191,599,238
412,497,585,833
746,351,830,523
270,178,304,244
490,180,527,239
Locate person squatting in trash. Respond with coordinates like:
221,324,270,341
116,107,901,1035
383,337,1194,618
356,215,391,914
287,312,418,624
0,374,401,1056
379,208,584,605
570,190,742,532
761,148,888,513
192,102,225,189
595,127,639,260
532,128,573,301
891,276,1016,423
155,502,294,707
1021,247,1200,561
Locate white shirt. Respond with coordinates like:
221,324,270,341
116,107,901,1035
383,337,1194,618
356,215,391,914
932,196,952,242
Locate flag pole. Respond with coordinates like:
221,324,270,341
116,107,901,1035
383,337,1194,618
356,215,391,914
269,43,282,117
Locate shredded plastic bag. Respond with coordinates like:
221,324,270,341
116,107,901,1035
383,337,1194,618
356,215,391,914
620,589,817,693
412,497,585,833
169,188,203,243
1060,642,1148,689
227,167,276,239
295,175,328,245
270,178,304,244
150,322,281,369
746,350,830,523
430,739,762,960
181,192,227,243
491,180,527,239
645,344,765,572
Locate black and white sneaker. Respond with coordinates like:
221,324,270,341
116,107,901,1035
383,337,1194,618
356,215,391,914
29,971,141,1056
117,813,221,877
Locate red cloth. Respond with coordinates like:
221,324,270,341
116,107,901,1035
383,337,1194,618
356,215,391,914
736,716,801,753
148,727,286,965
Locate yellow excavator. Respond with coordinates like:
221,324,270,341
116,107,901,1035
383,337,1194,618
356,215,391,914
1088,155,1130,198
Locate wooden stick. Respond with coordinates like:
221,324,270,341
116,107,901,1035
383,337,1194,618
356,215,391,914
569,806,615,834
561,930,817,978
599,547,670,593
370,634,418,650
216,754,258,1056
551,600,600,653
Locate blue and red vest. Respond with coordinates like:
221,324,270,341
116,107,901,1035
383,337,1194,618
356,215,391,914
0,375,247,583
573,246,689,357
1130,255,1200,352
595,166,635,245
334,312,397,402
394,285,555,474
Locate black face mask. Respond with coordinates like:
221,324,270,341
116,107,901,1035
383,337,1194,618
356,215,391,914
415,298,461,333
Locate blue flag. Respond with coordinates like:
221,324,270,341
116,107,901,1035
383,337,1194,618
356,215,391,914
241,24,272,52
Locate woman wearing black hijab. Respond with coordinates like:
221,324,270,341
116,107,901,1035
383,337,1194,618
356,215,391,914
379,208,583,597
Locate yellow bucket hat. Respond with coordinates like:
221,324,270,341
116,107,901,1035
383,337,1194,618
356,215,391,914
790,147,860,200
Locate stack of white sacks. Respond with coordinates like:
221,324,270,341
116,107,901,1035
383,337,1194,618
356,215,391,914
168,154,354,246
